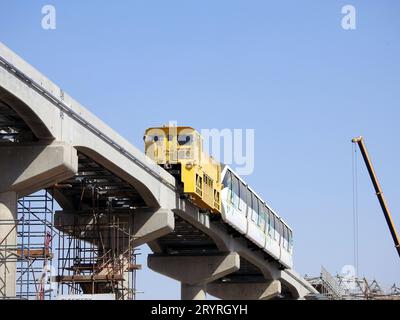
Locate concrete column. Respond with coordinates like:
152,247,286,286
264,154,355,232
0,191,17,298
0,143,76,299
207,280,281,300
181,283,206,300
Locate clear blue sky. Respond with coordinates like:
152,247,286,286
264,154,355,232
1,0,400,298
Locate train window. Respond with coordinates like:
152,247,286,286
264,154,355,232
257,202,262,227
258,200,266,231
266,208,272,235
145,135,164,143
177,134,193,146
286,227,290,249
222,171,232,204
251,193,259,222
246,188,252,210
269,211,274,236
232,176,239,208
278,221,283,244
203,174,213,188
239,182,247,210
283,225,288,250
222,170,232,190
274,215,279,240
232,176,239,196
269,212,275,236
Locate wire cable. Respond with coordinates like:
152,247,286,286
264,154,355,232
352,143,359,278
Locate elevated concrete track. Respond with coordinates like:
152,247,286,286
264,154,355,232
0,42,317,299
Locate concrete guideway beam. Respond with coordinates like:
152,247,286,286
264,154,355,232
54,208,175,247
0,42,176,209
0,142,78,197
207,280,281,300
280,269,317,299
148,252,240,286
0,191,17,298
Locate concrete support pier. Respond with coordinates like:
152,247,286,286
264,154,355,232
0,143,78,196
148,252,240,300
0,191,17,298
181,283,207,300
54,208,175,247
0,142,77,298
207,280,281,300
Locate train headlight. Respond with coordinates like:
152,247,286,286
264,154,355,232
185,162,193,170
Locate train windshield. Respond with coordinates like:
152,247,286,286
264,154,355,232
222,170,232,189
145,134,164,143
177,134,193,146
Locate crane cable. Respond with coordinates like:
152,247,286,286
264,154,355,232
352,143,359,278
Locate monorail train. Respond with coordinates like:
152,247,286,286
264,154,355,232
144,125,293,269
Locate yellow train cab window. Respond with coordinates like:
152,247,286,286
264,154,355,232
177,134,193,146
145,134,164,143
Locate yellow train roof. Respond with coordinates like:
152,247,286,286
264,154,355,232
145,126,198,133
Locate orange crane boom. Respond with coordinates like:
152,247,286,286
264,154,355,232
352,136,400,258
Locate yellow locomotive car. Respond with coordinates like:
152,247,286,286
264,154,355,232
144,126,221,213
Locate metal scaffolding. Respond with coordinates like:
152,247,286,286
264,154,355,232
1,188,141,300
0,190,55,300
305,266,343,300
336,276,400,300
17,190,55,300
55,211,141,300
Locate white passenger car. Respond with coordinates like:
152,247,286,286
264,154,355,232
220,165,293,269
